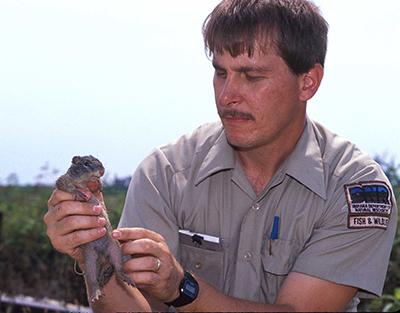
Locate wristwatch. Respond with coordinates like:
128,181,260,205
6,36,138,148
164,270,199,307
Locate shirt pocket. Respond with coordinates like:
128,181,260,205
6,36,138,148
260,238,301,303
179,242,225,290
261,238,299,275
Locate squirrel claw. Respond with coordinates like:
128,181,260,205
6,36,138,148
90,289,105,302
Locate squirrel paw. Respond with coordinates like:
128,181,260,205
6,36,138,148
97,179,103,192
90,289,105,302
119,273,136,288
72,190,88,202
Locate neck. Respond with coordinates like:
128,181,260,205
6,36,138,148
234,120,306,196
234,147,287,196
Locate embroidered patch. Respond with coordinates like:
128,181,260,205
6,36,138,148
344,181,392,230
348,215,390,229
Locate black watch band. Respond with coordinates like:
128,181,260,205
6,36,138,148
164,270,199,308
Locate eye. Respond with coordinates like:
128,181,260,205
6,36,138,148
84,161,90,167
215,70,226,79
244,73,263,82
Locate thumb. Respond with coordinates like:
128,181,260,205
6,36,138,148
86,180,104,202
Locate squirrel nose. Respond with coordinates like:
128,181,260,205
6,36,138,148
99,170,105,176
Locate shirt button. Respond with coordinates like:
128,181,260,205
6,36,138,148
244,252,252,261
251,203,260,211
195,262,202,269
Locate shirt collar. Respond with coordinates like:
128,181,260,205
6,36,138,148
195,117,327,200
195,127,236,186
284,116,327,200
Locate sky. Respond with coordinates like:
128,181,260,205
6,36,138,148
0,0,399,186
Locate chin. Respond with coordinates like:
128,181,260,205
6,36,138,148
226,135,257,151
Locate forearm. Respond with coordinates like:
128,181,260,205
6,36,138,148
177,275,296,313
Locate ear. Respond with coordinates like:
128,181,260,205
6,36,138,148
72,156,80,164
299,63,324,102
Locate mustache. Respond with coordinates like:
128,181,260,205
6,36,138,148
218,108,255,121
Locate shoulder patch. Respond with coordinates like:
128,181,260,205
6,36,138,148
344,181,392,230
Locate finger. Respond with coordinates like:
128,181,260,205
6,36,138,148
125,271,159,289
57,214,107,236
44,203,105,251
47,189,73,209
112,227,165,243
65,227,107,248
124,255,161,273
123,259,183,303
44,201,103,226
69,247,84,262
49,226,107,260
86,181,104,202
120,238,164,258
45,213,107,250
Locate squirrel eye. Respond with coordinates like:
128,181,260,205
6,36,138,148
84,161,90,167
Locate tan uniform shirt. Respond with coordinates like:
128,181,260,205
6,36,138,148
119,117,397,311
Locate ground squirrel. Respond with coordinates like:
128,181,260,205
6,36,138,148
56,155,136,302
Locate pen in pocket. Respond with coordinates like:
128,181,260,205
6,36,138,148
269,216,279,255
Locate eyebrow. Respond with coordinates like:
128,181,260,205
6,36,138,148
212,60,271,74
212,61,225,71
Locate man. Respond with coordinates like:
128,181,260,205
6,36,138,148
45,0,397,311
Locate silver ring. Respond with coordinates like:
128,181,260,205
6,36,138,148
154,258,161,273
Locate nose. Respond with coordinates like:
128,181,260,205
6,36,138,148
215,75,241,107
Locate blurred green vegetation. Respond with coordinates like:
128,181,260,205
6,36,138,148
0,156,399,311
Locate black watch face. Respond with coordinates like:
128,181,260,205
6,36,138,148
183,280,199,299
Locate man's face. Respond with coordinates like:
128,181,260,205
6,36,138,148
213,48,307,152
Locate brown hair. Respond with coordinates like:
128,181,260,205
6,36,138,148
202,0,329,75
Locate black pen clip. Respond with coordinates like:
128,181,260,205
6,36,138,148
192,234,204,247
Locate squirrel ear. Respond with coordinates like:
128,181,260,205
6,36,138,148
72,156,80,164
